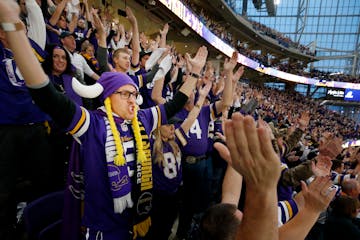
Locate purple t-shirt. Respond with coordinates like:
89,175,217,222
175,104,220,157
46,20,67,46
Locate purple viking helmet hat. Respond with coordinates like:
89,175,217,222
72,72,142,104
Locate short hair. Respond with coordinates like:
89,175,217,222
112,48,130,61
331,159,343,171
331,196,359,218
81,40,94,53
341,179,359,196
200,203,241,240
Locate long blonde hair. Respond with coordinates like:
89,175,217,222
152,126,180,166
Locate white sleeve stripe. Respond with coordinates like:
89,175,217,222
151,107,159,132
279,201,290,223
277,206,283,227
73,108,90,138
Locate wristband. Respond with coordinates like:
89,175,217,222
189,72,200,79
0,22,25,32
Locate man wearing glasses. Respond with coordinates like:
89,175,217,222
0,2,209,238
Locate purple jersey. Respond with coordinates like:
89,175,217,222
66,104,166,235
140,81,173,109
278,199,298,226
0,44,49,124
49,74,83,106
46,20,67,45
175,104,220,157
74,27,87,42
152,140,182,194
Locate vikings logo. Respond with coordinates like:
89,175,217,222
108,164,129,191
137,192,152,215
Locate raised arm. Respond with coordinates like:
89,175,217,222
48,0,69,26
0,1,47,87
279,177,335,240
92,11,109,73
67,9,78,33
215,51,237,114
222,164,243,205
126,7,140,67
25,0,46,49
213,138,244,205
159,23,169,48
180,81,211,133
0,0,75,128
82,0,92,23
151,49,172,104
163,46,208,119
225,113,280,240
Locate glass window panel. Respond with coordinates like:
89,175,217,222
232,0,359,75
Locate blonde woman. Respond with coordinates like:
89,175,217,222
148,82,211,240
0,1,208,238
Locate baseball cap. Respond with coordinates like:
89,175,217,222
59,31,76,39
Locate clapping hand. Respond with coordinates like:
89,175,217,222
223,51,238,73
318,132,343,160
224,113,281,190
311,155,332,177
185,46,208,75
300,177,336,213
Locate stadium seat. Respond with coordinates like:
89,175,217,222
23,191,64,240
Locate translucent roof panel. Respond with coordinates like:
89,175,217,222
227,0,360,76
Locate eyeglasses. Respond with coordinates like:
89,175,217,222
114,90,139,100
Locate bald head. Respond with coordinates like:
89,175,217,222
342,179,360,198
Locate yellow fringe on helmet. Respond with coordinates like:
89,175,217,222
133,217,151,239
131,106,147,163
104,98,126,166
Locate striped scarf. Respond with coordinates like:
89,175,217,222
104,117,153,239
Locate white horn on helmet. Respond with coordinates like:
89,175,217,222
72,77,104,98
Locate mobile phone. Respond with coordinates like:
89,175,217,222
118,9,127,17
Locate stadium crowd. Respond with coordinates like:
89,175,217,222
249,19,315,56
183,0,360,84
0,0,359,240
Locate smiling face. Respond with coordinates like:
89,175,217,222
109,84,137,120
52,48,67,75
160,124,175,141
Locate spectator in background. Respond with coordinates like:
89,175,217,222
0,3,56,239
59,30,99,82
341,179,360,199
149,82,212,240
324,196,360,240
175,52,235,239
0,2,210,238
